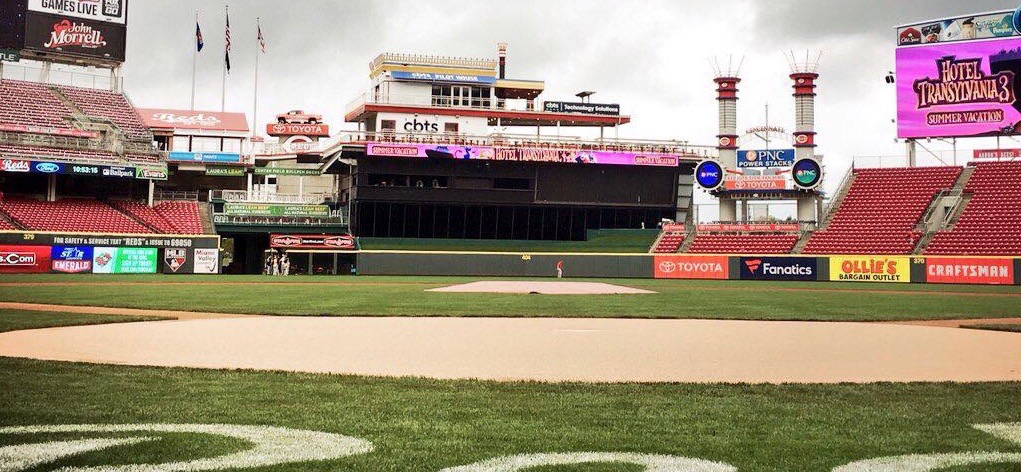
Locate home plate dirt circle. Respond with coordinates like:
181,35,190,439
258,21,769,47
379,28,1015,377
1,316,1019,383
426,281,656,294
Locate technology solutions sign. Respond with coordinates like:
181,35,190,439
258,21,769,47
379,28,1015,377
896,37,1021,138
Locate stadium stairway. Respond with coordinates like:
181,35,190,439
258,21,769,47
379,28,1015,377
924,161,1021,255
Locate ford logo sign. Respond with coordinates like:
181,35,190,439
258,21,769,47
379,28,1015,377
35,162,60,173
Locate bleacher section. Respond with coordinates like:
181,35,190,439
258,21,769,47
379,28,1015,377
57,85,151,140
0,217,16,230
688,233,799,254
651,230,685,253
0,198,152,234
0,80,73,130
803,166,961,255
925,161,1021,255
0,144,118,163
112,200,205,234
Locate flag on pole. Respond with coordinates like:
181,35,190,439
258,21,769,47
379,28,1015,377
224,10,232,72
195,21,204,51
257,22,265,53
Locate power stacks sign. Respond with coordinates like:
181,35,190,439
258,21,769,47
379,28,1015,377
830,256,911,283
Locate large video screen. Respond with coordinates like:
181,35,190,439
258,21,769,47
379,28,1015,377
897,37,1021,139
24,11,126,62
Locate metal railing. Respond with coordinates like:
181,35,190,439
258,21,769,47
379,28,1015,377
209,190,331,205
346,92,540,115
0,62,123,91
918,188,964,231
821,165,854,223
330,130,717,157
370,53,497,72
212,214,347,227
154,190,200,201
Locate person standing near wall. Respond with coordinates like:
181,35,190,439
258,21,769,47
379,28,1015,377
281,254,290,276
556,259,564,278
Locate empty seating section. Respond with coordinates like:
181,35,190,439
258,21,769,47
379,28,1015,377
687,233,799,254
111,200,204,234
651,231,684,253
925,161,1021,255
0,144,118,163
154,201,204,234
0,198,151,233
0,217,16,230
0,80,73,130
57,85,151,140
803,166,961,255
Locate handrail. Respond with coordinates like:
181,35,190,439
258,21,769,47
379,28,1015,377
920,188,964,229
210,190,330,205
370,53,497,72
822,166,854,221
154,190,199,201
330,130,717,157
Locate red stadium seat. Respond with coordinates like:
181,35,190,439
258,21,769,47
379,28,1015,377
687,233,798,254
803,166,961,255
925,161,1021,255
0,197,153,234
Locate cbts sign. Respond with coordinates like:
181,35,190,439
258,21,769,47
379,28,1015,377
740,257,818,281
737,149,795,168
543,101,621,116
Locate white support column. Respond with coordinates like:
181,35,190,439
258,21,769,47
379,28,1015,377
147,180,155,207
247,172,253,195
298,177,304,197
47,174,57,202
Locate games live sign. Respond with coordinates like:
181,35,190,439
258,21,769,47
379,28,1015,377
29,0,127,24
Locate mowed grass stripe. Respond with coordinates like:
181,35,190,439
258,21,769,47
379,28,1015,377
0,309,166,333
0,358,1019,471
1,275,1020,320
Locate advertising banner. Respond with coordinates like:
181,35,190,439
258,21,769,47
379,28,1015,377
897,11,1016,46
28,0,127,24
697,223,800,232
135,167,168,181
206,166,246,177
391,70,497,84
161,247,191,274
722,175,787,191
896,37,1021,139
0,49,19,62
739,257,818,281
266,123,330,137
0,233,219,249
736,149,796,168
661,224,686,232
829,256,911,283
270,234,356,250
168,151,243,164
193,248,219,274
24,12,127,62
50,245,92,273
653,255,729,279
92,247,157,274
30,161,64,174
0,245,51,273
1,159,32,173
542,101,621,116
925,257,1014,284
223,203,330,217
101,165,134,178
137,109,249,132
253,167,321,176
0,123,97,138
366,143,679,167
973,148,1021,159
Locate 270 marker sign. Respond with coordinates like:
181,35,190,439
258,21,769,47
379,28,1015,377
0,422,1018,471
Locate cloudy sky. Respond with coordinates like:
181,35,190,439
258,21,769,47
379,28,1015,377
84,1,1021,199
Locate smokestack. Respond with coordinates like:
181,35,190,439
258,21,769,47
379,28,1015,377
791,72,818,154
498,42,507,79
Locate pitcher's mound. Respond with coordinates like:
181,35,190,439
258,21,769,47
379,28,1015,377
427,281,655,295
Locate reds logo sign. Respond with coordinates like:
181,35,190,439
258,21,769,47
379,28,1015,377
0,252,37,266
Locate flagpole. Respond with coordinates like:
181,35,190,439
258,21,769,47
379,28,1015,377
221,4,227,112
191,9,198,110
253,17,259,138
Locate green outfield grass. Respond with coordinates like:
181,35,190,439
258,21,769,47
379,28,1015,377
0,357,1018,471
1,275,1020,321
966,324,1021,334
0,309,165,332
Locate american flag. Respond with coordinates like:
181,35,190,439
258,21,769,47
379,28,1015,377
195,22,203,52
224,10,231,72
257,22,265,53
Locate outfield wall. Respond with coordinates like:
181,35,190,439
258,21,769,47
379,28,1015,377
358,251,1021,285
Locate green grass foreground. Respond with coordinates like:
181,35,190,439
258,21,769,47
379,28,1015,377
2,275,1021,321
0,309,165,332
966,324,1021,334
0,357,1017,471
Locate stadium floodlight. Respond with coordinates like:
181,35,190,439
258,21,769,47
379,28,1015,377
575,91,596,103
